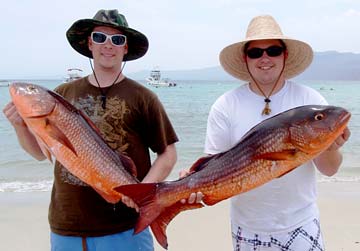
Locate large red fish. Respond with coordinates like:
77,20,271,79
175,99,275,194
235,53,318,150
9,82,139,203
115,105,351,249
8,82,188,245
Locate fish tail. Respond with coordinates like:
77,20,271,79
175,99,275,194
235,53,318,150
115,183,163,233
150,202,204,249
115,183,204,249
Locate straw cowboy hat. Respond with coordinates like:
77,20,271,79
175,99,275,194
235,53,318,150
66,9,148,61
219,15,313,81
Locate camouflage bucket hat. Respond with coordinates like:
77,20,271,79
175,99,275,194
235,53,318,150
66,9,148,61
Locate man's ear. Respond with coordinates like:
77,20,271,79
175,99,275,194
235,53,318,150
124,44,128,54
284,49,289,59
88,37,93,52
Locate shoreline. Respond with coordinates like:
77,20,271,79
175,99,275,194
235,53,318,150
0,182,359,251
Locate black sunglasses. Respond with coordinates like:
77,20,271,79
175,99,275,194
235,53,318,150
91,31,127,46
246,46,285,59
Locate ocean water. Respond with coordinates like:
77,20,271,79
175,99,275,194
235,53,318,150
0,79,359,193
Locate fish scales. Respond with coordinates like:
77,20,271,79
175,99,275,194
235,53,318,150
55,103,134,190
170,126,289,202
54,110,103,170
172,127,287,198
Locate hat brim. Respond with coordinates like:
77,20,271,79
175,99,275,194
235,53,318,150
66,19,149,61
219,37,313,81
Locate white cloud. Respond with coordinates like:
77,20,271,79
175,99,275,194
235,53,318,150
344,9,360,17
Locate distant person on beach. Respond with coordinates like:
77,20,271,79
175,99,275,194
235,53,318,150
183,15,350,250
3,9,178,251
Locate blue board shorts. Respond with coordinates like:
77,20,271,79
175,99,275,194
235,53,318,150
51,227,154,251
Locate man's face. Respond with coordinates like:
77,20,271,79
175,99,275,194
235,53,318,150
244,39,287,86
88,26,128,70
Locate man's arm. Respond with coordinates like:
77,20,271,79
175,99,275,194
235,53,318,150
314,127,350,176
142,143,177,183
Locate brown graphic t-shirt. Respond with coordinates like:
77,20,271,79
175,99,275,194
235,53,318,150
49,77,178,236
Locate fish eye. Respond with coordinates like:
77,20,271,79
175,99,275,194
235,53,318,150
26,85,39,94
314,113,324,121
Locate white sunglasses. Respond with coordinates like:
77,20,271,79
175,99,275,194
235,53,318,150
91,31,127,46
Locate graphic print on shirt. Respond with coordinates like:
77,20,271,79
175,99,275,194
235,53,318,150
60,94,131,186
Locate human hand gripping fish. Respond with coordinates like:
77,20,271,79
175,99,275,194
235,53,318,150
115,105,351,249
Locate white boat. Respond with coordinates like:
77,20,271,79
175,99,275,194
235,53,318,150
65,68,83,82
146,68,176,87
0,80,9,87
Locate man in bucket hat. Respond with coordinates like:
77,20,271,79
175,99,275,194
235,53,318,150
3,9,178,251
185,15,350,250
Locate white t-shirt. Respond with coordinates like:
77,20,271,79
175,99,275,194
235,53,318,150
204,80,327,233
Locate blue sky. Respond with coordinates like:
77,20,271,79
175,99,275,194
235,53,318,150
1,0,360,79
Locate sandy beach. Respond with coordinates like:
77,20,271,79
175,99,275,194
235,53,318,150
0,182,359,251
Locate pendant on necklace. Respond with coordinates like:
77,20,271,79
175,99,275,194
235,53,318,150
262,98,271,115
101,95,107,109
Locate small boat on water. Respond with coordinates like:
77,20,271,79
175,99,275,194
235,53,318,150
65,68,83,82
146,68,176,87
0,80,9,87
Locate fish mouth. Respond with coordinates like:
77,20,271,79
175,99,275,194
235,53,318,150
295,109,351,155
331,110,351,132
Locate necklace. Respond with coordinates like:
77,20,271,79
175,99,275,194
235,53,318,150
252,77,280,115
245,58,285,115
89,60,126,109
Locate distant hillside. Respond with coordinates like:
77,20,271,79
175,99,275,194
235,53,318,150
296,51,360,80
128,51,360,81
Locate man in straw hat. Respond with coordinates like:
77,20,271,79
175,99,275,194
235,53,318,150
199,15,350,250
3,9,178,251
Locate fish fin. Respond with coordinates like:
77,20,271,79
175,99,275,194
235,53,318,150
119,154,137,177
202,195,225,206
93,187,120,204
78,109,103,135
45,118,77,156
33,134,53,163
114,183,163,233
150,202,204,249
47,90,78,113
48,90,104,136
256,149,298,161
277,167,297,178
189,155,214,172
39,142,53,163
